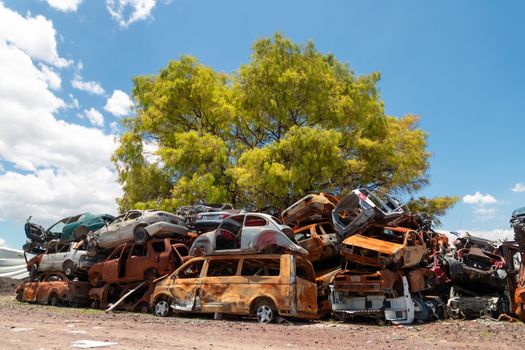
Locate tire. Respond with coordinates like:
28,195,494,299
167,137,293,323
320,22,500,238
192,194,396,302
153,297,172,317
253,299,277,324
48,293,59,307
144,269,158,281
134,227,149,244
63,260,75,276
91,273,103,287
135,302,150,314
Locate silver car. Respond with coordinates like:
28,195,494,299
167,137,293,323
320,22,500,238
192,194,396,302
87,210,188,254
27,240,95,276
189,213,308,256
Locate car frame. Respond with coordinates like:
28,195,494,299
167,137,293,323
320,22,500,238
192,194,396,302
189,213,307,257
26,240,96,276
293,221,339,262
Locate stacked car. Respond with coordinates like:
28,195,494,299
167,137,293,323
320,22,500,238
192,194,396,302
14,193,525,325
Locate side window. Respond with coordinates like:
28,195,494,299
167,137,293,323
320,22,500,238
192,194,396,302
152,241,166,253
315,225,324,236
216,216,244,250
241,259,280,276
206,259,239,277
125,211,142,221
321,223,334,234
129,244,147,257
111,214,126,225
174,245,189,257
58,244,69,253
177,260,204,279
295,262,315,283
244,215,268,227
294,228,311,242
107,245,124,260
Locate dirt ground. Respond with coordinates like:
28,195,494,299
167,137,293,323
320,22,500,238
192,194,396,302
0,294,523,350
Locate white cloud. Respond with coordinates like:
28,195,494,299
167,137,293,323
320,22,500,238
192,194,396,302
46,0,83,12
68,93,80,109
38,64,61,90
110,122,120,133
104,90,132,116
0,4,121,229
79,108,104,127
71,76,105,95
0,238,5,247
463,191,497,206
512,183,525,193
0,3,71,67
106,0,157,27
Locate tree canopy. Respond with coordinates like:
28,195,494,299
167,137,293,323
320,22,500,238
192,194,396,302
113,33,458,219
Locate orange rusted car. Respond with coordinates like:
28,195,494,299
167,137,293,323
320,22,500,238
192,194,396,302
15,272,90,306
151,254,318,323
341,226,427,269
293,222,339,262
88,238,189,287
281,193,339,226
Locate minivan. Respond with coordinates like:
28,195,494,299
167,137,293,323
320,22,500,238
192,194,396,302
151,254,318,323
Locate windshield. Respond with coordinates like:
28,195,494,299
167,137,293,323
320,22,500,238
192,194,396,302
512,207,525,217
47,221,66,235
361,227,405,244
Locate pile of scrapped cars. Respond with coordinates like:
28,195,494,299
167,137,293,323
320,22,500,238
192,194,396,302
15,189,525,324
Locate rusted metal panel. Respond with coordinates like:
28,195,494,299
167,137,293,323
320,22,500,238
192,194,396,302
281,193,338,226
16,272,90,306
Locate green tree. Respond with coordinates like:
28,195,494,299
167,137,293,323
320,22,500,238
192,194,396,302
113,33,457,221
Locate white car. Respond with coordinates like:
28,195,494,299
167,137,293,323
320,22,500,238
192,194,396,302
189,213,308,256
27,241,95,276
87,210,189,254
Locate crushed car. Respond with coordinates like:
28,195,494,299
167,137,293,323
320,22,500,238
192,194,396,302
86,210,190,255
281,193,339,226
23,213,114,253
15,272,90,307
293,222,340,263
340,225,427,269
150,253,318,323
88,238,190,287
26,240,96,276
332,188,406,241
189,213,307,257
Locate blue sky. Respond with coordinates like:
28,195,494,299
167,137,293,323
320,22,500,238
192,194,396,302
0,0,524,248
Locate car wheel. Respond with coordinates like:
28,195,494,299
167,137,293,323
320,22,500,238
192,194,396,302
253,299,277,324
91,273,102,287
63,260,75,276
134,227,149,244
154,298,172,317
135,302,150,314
48,293,59,307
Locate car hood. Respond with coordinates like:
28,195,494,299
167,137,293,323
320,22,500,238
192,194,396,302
342,234,403,255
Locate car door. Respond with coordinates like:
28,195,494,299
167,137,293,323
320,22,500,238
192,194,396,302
403,230,426,267
39,245,56,272
118,211,143,242
292,256,318,316
99,214,126,247
23,276,42,302
101,244,128,284
124,243,148,282
53,244,71,270
198,257,241,314
169,258,205,312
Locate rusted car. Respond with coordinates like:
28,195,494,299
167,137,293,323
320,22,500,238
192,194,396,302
340,226,427,269
447,247,507,290
88,239,190,287
151,254,318,323
281,193,339,226
26,240,95,276
86,210,188,255
332,188,406,241
89,280,156,312
15,272,90,306
293,222,339,262
189,213,307,257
